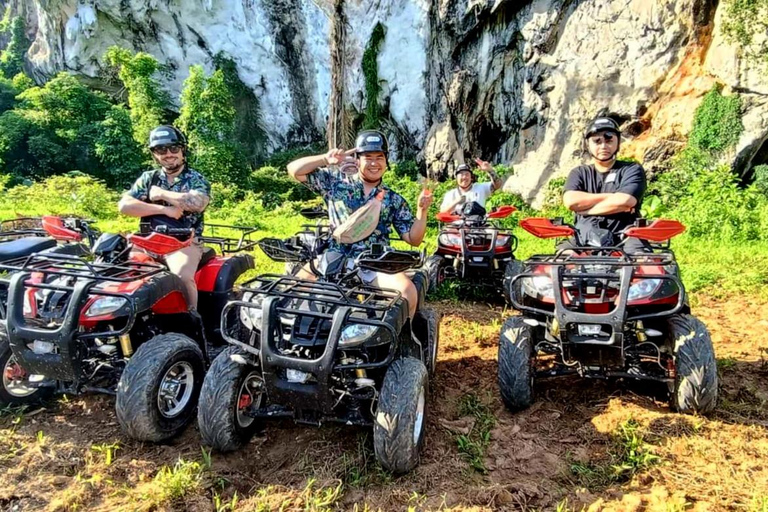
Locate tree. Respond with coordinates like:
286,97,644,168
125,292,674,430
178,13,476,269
0,16,29,79
178,65,249,183
105,46,171,147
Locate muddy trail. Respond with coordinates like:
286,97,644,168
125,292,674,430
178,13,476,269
1,294,767,511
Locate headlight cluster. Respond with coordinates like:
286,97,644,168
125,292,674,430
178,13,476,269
240,293,264,331
84,296,128,317
522,274,554,300
339,324,378,348
627,279,662,301
438,233,462,247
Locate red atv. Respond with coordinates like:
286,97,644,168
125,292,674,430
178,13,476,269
1,216,98,321
424,202,519,302
498,217,717,414
0,219,254,442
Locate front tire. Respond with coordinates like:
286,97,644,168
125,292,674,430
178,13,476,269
198,346,264,452
497,316,535,412
0,337,54,406
116,333,205,442
502,260,524,306
374,357,428,474
668,314,717,414
424,255,446,294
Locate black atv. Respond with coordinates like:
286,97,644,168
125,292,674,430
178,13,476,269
424,202,519,302
197,235,439,474
0,223,254,442
498,217,717,415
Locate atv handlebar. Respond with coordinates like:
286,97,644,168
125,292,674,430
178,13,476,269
436,205,517,223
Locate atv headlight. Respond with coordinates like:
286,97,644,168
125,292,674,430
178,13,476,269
627,279,662,301
496,234,511,246
240,293,263,331
339,324,377,348
438,233,462,247
522,275,554,300
85,296,128,317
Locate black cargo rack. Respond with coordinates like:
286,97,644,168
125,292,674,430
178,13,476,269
524,246,677,267
238,273,401,312
0,252,164,283
0,217,46,239
200,224,259,253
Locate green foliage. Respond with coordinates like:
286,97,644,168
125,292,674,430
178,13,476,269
688,85,743,154
723,0,768,68
105,46,171,147
389,160,418,180
0,76,18,114
249,165,314,206
1,174,119,219
455,393,496,473
213,53,267,167
178,65,249,184
754,164,768,195
94,105,145,188
11,73,33,92
263,142,326,171
362,23,386,129
0,17,29,79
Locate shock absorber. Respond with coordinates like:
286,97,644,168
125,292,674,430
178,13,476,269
119,334,133,357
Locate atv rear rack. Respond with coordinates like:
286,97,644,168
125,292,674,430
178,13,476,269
200,224,259,254
0,253,163,283
0,217,46,240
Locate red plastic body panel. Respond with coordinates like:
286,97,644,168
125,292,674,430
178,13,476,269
519,218,575,239
487,205,517,219
151,290,189,314
194,257,228,292
624,219,685,242
129,232,191,255
436,212,460,223
42,216,83,242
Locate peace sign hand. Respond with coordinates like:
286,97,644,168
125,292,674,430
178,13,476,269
325,148,357,166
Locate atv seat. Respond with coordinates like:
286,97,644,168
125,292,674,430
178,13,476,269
0,237,56,262
197,246,217,270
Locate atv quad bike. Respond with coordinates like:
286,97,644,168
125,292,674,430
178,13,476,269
424,202,519,302
0,223,254,442
498,217,717,415
1,216,99,322
197,234,439,474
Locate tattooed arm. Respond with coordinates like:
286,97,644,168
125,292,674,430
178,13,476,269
149,187,210,213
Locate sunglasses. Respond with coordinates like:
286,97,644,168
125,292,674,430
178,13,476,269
588,133,616,145
151,145,183,156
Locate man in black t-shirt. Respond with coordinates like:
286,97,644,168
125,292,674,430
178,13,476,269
561,116,649,253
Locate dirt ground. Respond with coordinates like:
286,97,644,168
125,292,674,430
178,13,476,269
1,293,767,511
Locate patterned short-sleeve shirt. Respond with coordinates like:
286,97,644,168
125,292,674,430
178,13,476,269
305,168,415,255
127,167,211,236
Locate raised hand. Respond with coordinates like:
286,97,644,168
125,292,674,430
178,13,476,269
417,189,434,211
474,158,493,173
325,148,357,166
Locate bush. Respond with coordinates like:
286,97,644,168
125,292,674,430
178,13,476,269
754,164,768,195
688,85,743,154
2,174,120,219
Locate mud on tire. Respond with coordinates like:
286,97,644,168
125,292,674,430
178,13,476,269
418,308,440,376
374,357,428,474
116,333,205,443
668,314,718,414
198,346,264,452
497,316,534,412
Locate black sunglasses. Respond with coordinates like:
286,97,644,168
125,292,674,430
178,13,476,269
151,145,183,155
588,133,616,145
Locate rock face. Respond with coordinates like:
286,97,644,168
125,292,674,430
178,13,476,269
8,0,768,202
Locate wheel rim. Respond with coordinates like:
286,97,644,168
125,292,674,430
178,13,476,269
157,361,195,419
236,371,263,428
413,386,426,445
3,355,37,398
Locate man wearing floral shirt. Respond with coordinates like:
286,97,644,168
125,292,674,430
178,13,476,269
118,125,211,309
287,130,432,319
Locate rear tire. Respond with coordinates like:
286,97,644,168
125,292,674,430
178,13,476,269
374,357,428,474
0,337,54,406
198,346,264,452
497,316,535,412
116,333,205,442
424,255,446,294
502,260,524,306
668,314,717,414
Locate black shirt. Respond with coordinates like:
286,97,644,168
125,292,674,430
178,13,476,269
563,161,646,234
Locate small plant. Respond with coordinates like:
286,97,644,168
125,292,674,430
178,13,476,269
147,458,205,505
91,442,121,466
35,430,47,445
717,357,738,371
455,393,496,473
213,491,239,512
611,419,660,479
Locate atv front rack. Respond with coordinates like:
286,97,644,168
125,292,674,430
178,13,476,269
0,252,164,283
526,246,677,266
